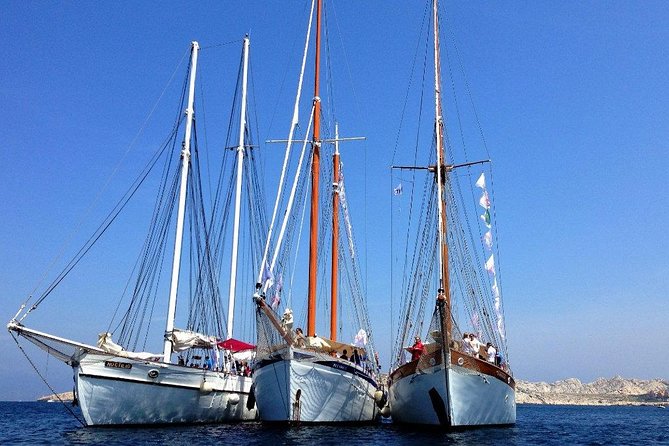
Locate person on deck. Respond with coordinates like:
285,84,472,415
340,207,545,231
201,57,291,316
469,333,482,359
340,349,349,361
408,336,424,361
351,349,361,366
462,333,473,355
486,343,497,363
294,327,306,347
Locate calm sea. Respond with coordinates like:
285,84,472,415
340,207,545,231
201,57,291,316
0,402,667,445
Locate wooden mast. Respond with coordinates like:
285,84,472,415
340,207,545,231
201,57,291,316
330,125,340,341
307,0,322,337
433,0,451,338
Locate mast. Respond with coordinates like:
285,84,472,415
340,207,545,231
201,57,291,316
433,0,451,337
307,0,322,337
227,36,250,341
330,124,340,341
163,41,199,362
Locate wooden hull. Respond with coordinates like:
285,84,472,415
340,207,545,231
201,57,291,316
388,349,516,426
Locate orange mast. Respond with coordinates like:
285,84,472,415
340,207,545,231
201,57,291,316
330,126,340,341
307,0,322,337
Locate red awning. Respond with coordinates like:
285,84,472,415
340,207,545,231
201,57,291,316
217,338,255,352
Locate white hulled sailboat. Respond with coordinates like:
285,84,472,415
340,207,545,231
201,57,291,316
7,39,262,425
387,0,516,427
250,0,380,423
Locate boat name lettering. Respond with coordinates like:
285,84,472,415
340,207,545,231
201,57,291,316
331,362,349,371
104,361,132,370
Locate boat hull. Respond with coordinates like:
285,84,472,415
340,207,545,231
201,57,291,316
389,355,515,426
75,352,257,425
252,347,378,423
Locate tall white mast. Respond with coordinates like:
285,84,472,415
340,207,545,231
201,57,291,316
227,36,250,340
163,41,199,362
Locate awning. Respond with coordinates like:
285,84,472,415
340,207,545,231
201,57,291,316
217,338,255,352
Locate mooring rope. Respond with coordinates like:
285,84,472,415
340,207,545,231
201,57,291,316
10,332,86,427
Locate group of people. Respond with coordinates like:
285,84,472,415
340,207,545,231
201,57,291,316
406,333,501,367
462,332,498,365
339,348,362,366
176,355,253,376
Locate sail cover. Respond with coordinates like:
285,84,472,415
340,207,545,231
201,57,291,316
97,332,163,360
170,328,217,352
218,338,255,352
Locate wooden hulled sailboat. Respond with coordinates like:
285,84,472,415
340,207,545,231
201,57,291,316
387,0,516,427
7,39,262,425
251,0,380,423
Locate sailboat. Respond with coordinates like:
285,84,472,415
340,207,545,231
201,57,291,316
7,39,261,425
250,0,381,423
387,0,516,427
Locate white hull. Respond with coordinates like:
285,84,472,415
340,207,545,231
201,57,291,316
252,347,378,423
389,363,515,426
75,352,257,425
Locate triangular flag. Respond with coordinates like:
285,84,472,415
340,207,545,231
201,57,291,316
393,183,403,195
261,260,274,289
492,278,500,299
480,209,491,228
475,173,486,189
483,230,493,249
479,190,490,209
497,317,505,340
485,254,495,276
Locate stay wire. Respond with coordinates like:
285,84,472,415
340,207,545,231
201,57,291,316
10,333,86,427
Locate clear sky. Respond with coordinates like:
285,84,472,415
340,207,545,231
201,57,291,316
1,1,668,401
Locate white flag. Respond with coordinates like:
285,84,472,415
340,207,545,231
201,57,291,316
492,278,500,300
353,329,368,347
485,254,495,276
483,230,493,250
475,172,486,189
261,260,274,289
497,317,505,340
393,183,403,195
479,190,490,209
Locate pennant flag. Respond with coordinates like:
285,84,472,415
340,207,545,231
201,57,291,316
475,172,486,189
483,230,493,250
497,317,505,340
485,254,496,276
271,274,283,310
492,278,500,300
393,183,403,195
480,209,491,228
479,190,490,209
261,260,274,289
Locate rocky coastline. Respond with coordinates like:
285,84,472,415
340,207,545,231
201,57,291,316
517,376,669,406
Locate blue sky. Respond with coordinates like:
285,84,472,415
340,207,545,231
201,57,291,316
1,1,668,401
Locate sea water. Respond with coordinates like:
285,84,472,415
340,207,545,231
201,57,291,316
0,402,666,445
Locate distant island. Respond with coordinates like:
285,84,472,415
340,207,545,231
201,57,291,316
517,376,669,406
39,376,669,406
37,391,73,402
